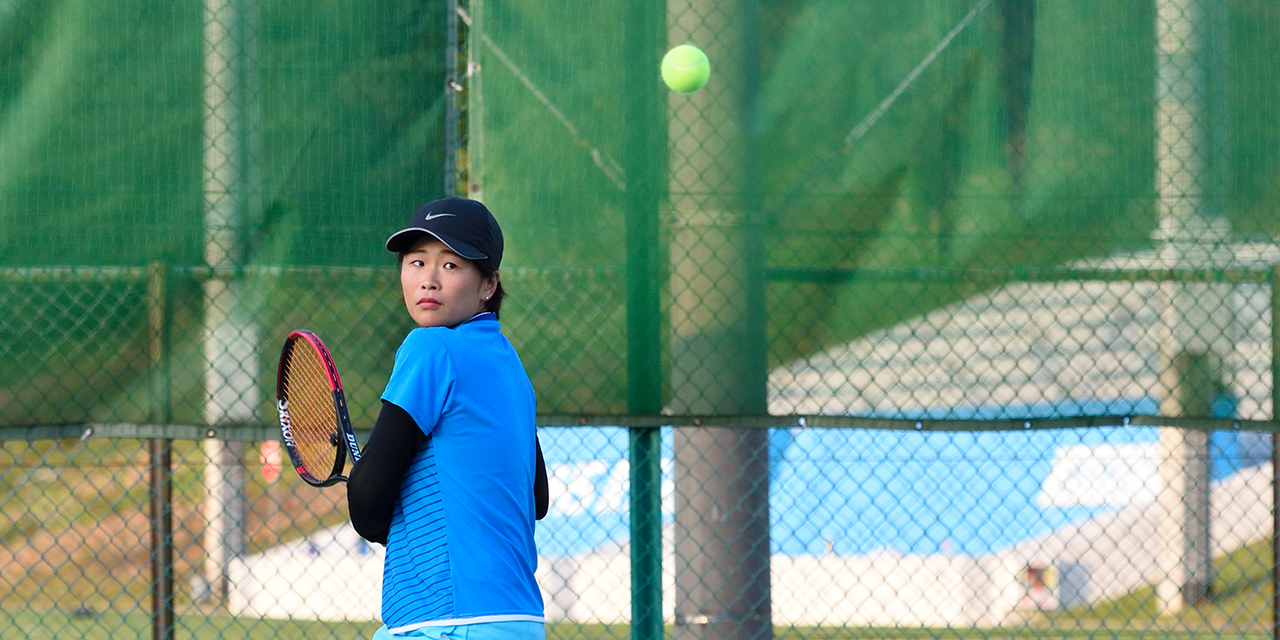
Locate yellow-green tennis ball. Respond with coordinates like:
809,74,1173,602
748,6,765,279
662,44,710,93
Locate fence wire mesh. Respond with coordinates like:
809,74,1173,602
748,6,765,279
1,424,1275,638
3,0,1280,638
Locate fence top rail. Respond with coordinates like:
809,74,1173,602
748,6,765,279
542,413,1280,432
3,264,1277,284
767,265,1280,285
0,266,149,282
3,414,1276,443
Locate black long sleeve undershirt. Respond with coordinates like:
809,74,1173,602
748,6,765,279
347,400,550,545
535,438,549,519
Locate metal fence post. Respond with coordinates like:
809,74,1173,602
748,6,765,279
1271,265,1280,640
466,0,484,200
201,0,256,600
445,0,460,197
1154,0,1223,613
626,0,666,636
668,0,771,638
147,262,174,640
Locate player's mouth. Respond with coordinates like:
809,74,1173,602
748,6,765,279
417,297,441,309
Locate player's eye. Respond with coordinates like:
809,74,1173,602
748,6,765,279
443,261,457,270
410,259,425,268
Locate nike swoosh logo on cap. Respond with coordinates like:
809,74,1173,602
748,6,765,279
422,212,456,221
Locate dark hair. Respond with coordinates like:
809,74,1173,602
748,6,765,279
476,259,505,317
398,252,505,318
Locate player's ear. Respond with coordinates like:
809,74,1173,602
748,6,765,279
484,271,499,299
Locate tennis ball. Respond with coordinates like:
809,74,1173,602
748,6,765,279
661,44,710,93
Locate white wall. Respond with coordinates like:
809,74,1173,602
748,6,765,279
227,464,1273,626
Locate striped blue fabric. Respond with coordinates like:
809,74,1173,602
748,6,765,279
383,441,453,623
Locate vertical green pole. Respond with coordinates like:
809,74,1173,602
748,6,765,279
467,0,485,200
629,428,663,640
626,1,665,639
444,0,460,197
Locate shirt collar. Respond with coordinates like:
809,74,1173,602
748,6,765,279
462,311,496,325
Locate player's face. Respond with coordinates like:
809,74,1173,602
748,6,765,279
400,237,498,329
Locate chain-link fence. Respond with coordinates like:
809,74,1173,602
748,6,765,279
1,422,1277,638
4,265,1278,639
4,0,1280,638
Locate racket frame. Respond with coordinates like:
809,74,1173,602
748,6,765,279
275,329,362,487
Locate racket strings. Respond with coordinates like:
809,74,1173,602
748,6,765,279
283,343,341,476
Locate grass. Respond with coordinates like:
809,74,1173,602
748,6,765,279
0,608,378,640
1041,539,1274,634
0,436,351,616
3,612,1272,640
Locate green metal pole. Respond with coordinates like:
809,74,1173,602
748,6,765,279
625,1,666,639
629,428,663,640
444,0,460,197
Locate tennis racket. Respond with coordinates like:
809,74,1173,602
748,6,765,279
275,329,362,487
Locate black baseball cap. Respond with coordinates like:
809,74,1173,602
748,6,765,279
385,197,504,269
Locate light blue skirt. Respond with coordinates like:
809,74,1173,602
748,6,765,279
372,620,545,640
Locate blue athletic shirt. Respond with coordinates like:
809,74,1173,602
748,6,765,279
379,313,544,634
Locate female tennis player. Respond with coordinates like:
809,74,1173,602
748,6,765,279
347,197,549,640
